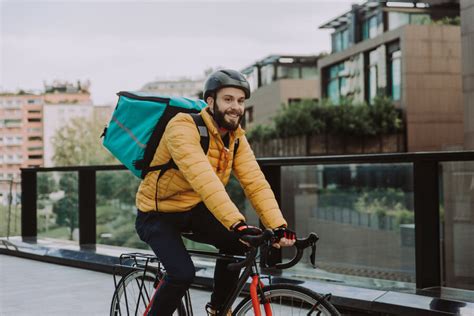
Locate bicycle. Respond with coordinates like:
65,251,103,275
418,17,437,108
110,229,341,316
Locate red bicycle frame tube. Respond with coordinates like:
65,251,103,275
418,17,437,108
250,275,272,316
143,279,164,316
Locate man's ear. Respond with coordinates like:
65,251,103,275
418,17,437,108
206,96,214,112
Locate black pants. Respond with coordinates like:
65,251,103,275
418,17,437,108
135,203,247,316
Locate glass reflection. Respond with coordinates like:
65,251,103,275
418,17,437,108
281,164,415,290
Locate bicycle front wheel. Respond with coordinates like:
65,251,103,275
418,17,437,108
233,284,340,316
110,269,186,316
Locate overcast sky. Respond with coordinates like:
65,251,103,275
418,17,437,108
1,0,362,105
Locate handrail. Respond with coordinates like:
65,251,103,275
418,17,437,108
20,150,474,173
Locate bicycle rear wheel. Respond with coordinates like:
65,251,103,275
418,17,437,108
110,269,186,316
233,284,340,316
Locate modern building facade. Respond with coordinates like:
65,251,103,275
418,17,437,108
462,0,474,149
0,93,44,205
241,55,320,128
319,0,463,152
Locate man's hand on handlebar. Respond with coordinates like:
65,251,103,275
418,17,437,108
232,221,262,246
271,226,296,249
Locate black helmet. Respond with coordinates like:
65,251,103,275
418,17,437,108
203,69,251,101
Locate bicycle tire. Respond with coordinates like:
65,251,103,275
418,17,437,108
110,269,187,316
233,283,340,316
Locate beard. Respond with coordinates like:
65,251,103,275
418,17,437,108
213,102,244,131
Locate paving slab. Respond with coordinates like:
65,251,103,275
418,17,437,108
0,254,212,316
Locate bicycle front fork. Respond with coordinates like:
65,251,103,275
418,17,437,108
250,275,272,316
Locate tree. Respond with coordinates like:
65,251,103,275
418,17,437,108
52,112,117,166
37,173,57,199
53,195,78,240
53,173,79,240
96,171,139,207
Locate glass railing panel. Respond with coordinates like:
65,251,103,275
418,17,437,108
0,178,21,238
281,163,415,290
440,161,474,291
95,170,142,248
37,171,79,243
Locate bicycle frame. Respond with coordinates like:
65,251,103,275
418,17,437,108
113,232,320,316
217,248,270,316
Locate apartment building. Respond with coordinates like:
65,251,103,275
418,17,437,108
241,55,320,128
318,0,462,152
0,93,44,205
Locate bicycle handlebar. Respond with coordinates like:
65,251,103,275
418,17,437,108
272,232,319,270
227,229,319,271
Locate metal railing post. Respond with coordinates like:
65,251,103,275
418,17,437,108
260,165,285,272
78,169,96,249
413,160,441,289
21,169,37,242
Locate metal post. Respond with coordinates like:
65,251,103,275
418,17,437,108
78,170,96,249
7,179,13,239
21,169,37,242
413,160,441,289
260,165,284,273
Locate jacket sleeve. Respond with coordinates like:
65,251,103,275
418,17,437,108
232,136,287,229
164,114,245,229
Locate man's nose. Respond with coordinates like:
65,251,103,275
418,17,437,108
231,100,243,110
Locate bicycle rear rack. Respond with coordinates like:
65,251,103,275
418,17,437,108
112,253,162,293
112,252,165,315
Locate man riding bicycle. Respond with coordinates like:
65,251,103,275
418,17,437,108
135,69,296,316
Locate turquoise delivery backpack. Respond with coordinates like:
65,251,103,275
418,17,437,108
102,91,208,179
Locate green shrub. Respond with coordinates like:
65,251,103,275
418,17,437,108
246,124,276,143
247,96,403,141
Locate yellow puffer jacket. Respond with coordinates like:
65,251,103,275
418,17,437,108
136,107,287,230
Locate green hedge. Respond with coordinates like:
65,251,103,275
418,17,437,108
247,96,403,142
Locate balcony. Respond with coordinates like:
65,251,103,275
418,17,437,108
1,151,474,315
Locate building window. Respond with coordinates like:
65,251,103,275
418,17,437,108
327,62,347,104
27,118,42,123
28,146,43,151
388,12,431,30
28,154,43,159
301,66,319,79
362,15,378,40
28,136,43,141
260,64,275,86
390,50,402,101
277,65,300,80
28,110,41,114
332,28,350,53
367,49,381,104
245,106,254,124
388,12,409,30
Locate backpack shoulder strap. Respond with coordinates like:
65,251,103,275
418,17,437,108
190,113,209,154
